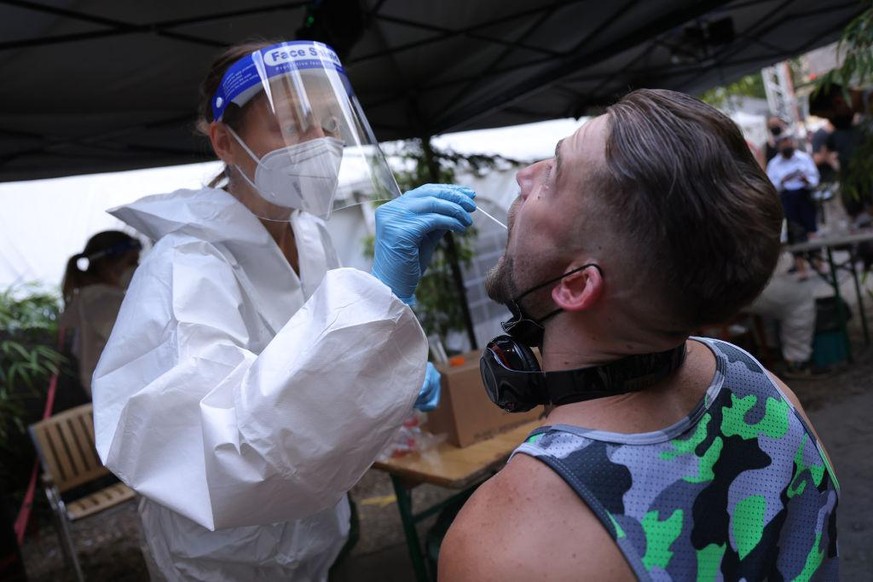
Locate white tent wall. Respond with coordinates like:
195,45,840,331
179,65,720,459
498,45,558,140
0,160,518,295
0,161,223,290
731,110,768,153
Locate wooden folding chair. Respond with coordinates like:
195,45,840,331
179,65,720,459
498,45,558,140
29,403,134,581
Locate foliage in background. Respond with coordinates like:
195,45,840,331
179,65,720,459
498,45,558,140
814,1,873,205
0,285,64,492
842,130,873,206
699,73,767,110
372,140,521,341
816,2,873,90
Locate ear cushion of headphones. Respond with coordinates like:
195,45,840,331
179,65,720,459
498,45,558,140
516,344,542,373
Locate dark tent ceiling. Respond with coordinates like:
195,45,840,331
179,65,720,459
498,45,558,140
0,0,864,182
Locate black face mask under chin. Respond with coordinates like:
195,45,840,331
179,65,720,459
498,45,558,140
501,264,601,348
485,262,689,413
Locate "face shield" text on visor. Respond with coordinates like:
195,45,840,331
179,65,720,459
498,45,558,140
213,41,401,220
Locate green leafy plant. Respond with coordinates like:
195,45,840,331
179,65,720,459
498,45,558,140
370,139,520,341
814,1,873,204
0,284,64,492
699,73,767,109
841,131,873,205
817,2,873,90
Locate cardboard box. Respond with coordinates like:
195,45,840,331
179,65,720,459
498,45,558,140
425,351,544,447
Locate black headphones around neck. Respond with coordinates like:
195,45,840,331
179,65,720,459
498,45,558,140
480,335,688,413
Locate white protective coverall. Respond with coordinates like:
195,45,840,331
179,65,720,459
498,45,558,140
59,283,125,396
92,187,426,581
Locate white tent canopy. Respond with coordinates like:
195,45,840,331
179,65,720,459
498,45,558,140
2,0,861,183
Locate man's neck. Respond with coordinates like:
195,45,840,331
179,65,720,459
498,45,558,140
540,313,686,372
543,338,716,434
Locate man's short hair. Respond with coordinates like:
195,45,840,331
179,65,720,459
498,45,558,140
593,89,782,329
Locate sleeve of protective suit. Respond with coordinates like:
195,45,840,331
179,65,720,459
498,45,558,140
92,240,425,531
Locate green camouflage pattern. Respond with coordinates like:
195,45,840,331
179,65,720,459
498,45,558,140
515,337,839,581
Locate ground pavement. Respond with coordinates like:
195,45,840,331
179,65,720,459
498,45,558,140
19,335,873,581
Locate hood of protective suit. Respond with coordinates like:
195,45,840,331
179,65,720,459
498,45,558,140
111,187,277,247
110,188,338,308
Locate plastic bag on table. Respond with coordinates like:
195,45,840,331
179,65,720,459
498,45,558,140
377,410,447,462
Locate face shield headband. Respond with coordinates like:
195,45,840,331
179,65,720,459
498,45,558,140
76,239,142,272
212,41,345,123
501,264,601,348
210,41,402,220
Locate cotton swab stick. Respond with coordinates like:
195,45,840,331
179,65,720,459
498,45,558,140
335,198,508,230
476,206,507,229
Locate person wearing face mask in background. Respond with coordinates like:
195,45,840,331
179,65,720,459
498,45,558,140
763,114,788,165
90,39,475,581
766,133,821,278
59,230,141,399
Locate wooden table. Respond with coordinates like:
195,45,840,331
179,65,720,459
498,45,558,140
373,420,541,582
786,229,873,361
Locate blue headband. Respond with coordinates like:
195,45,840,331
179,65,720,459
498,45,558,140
86,239,142,261
211,41,345,121
77,239,141,272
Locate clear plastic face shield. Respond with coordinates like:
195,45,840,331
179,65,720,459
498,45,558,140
212,41,401,220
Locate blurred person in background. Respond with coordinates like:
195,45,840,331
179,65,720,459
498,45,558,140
810,119,839,187
810,83,873,223
766,133,822,278
60,230,141,398
746,250,832,378
763,114,789,164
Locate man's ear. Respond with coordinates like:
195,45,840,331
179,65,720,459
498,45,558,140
551,264,603,312
209,122,234,165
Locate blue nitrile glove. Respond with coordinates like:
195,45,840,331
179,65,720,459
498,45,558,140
371,184,476,303
415,362,442,412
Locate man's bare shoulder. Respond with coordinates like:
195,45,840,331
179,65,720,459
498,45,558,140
438,453,634,581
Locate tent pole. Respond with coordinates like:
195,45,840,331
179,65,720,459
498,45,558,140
421,136,478,350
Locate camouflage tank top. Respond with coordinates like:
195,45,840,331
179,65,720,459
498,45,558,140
513,337,839,581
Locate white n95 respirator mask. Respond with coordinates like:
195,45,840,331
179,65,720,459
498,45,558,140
211,41,403,220
228,126,344,218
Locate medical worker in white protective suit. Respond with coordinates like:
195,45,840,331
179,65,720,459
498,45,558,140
91,40,477,581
